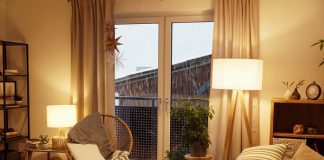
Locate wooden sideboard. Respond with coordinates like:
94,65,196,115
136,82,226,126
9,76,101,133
270,98,324,154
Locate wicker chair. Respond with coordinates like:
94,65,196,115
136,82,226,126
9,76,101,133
65,114,133,160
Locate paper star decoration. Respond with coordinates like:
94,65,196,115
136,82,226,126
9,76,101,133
105,22,122,54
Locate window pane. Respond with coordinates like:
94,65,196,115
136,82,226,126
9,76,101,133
170,22,214,150
115,24,158,160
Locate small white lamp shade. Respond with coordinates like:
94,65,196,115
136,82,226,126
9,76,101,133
212,59,263,90
47,105,77,128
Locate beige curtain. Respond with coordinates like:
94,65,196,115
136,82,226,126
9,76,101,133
208,0,260,159
71,0,116,119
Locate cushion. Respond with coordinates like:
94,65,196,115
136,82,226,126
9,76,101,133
67,143,105,160
236,144,287,160
292,142,323,160
273,138,305,159
68,112,114,159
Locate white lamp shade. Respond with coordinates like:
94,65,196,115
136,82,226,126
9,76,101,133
47,105,77,128
212,59,263,90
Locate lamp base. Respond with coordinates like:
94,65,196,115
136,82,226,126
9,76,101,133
52,136,67,150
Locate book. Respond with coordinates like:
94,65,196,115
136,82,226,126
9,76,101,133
26,139,40,149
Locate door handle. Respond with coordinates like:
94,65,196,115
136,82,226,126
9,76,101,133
165,98,170,113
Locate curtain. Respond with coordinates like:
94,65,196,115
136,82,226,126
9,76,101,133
208,0,260,160
71,0,116,119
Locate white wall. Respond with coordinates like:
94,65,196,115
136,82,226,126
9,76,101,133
259,0,324,144
115,0,213,17
5,0,71,159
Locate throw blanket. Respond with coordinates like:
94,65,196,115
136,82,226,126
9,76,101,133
68,112,114,159
112,150,130,160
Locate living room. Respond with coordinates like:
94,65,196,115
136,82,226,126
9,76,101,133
0,0,323,160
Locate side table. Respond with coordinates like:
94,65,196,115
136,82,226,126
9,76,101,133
185,154,212,160
24,146,66,160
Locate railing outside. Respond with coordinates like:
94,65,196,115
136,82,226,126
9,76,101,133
115,96,208,160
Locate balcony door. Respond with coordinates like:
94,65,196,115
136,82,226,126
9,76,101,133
114,16,213,160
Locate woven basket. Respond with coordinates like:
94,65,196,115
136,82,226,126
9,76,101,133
52,137,67,150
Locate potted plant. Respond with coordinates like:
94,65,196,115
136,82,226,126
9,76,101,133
311,39,324,66
282,81,294,100
14,95,23,105
165,146,187,160
172,99,214,157
38,135,49,150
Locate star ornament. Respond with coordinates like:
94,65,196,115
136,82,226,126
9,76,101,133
106,36,122,53
105,23,122,54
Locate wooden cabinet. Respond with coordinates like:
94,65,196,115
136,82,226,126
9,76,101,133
270,98,324,154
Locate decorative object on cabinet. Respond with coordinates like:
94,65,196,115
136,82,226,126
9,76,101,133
0,40,30,159
282,81,295,100
291,80,305,100
306,81,321,100
270,98,324,155
293,124,305,134
306,126,319,134
212,59,263,160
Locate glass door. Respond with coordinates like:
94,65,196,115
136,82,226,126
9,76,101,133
114,18,164,160
114,16,214,159
165,16,214,153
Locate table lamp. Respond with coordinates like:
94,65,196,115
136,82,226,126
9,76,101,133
47,105,77,149
212,59,263,160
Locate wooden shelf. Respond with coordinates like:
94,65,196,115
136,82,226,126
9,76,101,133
0,135,28,143
271,98,324,104
273,132,324,139
0,105,28,110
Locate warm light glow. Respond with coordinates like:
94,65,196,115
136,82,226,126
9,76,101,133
212,59,263,90
47,105,77,128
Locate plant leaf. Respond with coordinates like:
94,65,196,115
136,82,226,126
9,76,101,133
311,41,321,47
319,60,324,67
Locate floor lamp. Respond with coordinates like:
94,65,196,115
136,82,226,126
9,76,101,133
212,59,263,160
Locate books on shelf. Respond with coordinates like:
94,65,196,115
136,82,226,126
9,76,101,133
0,132,21,140
5,69,18,74
0,69,20,75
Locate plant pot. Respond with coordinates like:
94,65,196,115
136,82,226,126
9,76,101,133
284,89,291,100
38,143,48,150
292,88,301,100
189,143,207,157
15,101,22,105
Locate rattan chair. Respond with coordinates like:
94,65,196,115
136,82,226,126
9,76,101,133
65,114,133,160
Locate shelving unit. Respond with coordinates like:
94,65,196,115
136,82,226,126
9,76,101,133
270,98,324,154
0,40,29,159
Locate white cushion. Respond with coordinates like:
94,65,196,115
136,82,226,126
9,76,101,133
67,143,105,160
236,144,287,160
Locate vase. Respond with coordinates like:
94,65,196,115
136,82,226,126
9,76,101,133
189,143,207,157
284,90,292,100
292,88,301,100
